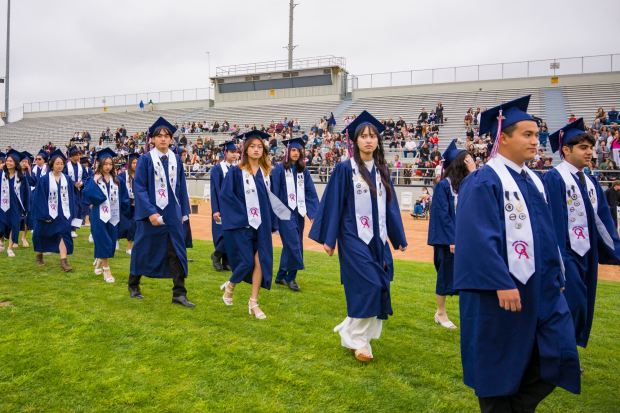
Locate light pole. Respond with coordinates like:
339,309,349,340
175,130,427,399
205,51,211,101
3,0,11,124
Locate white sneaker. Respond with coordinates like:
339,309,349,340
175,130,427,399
7,249,15,257
126,249,132,255
71,231,78,238
88,233,94,243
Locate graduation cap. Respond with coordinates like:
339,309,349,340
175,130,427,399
37,150,49,161
127,152,140,161
49,149,67,163
281,136,307,150
80,156,92,166
67,146,81,157
95,148,117,161
342,110,385,139
442,139,466,168
219,140,238,152
148,116,177,137
20,151,34,163
478,95,535,158
0,152,5,160
238,130,271,141
549,118,588,156
5,149,23,162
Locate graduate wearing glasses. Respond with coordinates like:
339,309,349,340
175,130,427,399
309,111,407,362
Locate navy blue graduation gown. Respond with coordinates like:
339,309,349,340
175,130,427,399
129,153,191,278
309,161,407,319
63,162,91,221
543,168,620,347
427,178,458,296
0,172,30,243
209,163,227,254
454,165,580,398
270,163,319,272
221,166,277,290
83,177,130,259
31,173,77,254
117,172,136,241
24,171,39,230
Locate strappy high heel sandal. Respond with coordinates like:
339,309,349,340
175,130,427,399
102,267,115,283
21,238,29,248
354,347,373,362
220,281,234,306
93,258,103,275
248,298,266,320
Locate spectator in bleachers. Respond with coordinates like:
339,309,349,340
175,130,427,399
604,180,620,228
568,113,577,123
595,107,606,123
608,107,619,125
464,108,473,127
473,107,481,126
435,102,444,125
418,108,428,123
403,136,417,158
611,131,620,165
538,124,549,148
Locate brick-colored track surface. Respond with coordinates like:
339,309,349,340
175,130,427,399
189,201,620,282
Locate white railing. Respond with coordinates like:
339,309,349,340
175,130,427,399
215,55,346,77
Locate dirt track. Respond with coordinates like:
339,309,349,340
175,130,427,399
189,201,620,282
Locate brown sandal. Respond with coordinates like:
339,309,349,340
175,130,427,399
354,348,373,362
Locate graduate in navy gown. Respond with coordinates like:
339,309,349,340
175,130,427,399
128,117,194,308
28,149,50,235
117,153,139,255
427,139,476,329
309,111,407,362
18,151,36,248
63,146,91,238
209,140,239,272
454,96,581,411
0,152,5,250
32,149,78,272
83,148,130,283
219,130,290,320
0,150,30,257
271,136,319,291
544,118,620,348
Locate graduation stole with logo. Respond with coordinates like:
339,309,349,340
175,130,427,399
285,168,307,217
97,178,120,226
67,161,84,183
149,149,177,210
350,159,387,245
242,168,291,229
48,173,71,219
125,173,134,200
487,157,546,285
33,164,47,178
0,172,23,212
555,161,614,254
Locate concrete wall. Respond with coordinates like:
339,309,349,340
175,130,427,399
352,72,620,99
185,177,429,212
23,99,213,119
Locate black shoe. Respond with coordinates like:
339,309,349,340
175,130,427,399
211,253,224,272
287,280,301,292
172,295,195,308
275,279,287,286
128,286,143,299
223,261,232,271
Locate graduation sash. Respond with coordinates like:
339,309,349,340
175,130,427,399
220,162,229,178
487,157,546,285
445,177,458,212
97,178,120,226
125,173,134,200
33,164,47,179
285,168,307,217
1,172,23,212
555,161,614,253
351,159,387,245
48,173,71,220
150,149,178,210
242,168,291,229
67,162,84,183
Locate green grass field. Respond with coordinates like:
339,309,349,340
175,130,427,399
0,231,619,412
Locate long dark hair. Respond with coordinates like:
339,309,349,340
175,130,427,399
283,147,306,172
441,151,471,193
95,157,119,185
352,124,393,202
2,155,24,181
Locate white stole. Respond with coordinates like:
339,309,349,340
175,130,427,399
149,149,178,210
125,173,134,199
33,164,47,178
487,157,546,285
220,162,229,178
555,161,614,253
67,162,84,183
285,168,307,217
1,172,23,212
350,159,387,245
445,177,458,212
48,174,71,220
242,168,291,229
97,178,120,226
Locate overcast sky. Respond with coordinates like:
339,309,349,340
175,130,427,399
0,0,618,114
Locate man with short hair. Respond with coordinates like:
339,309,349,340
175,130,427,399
605,180,620,229
544,119,620,348
454,96,581,411
63,146,91,237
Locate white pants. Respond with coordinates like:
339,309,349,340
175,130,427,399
334,317,383,356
